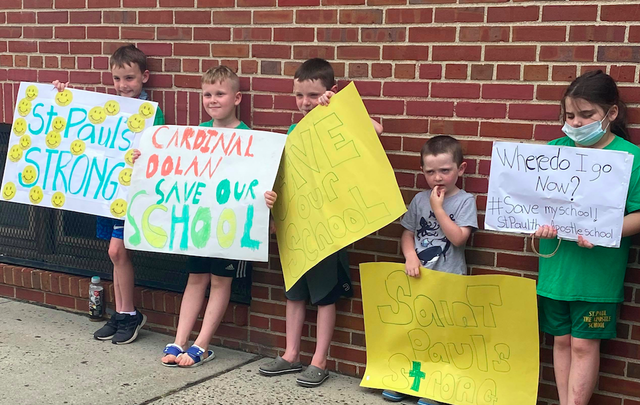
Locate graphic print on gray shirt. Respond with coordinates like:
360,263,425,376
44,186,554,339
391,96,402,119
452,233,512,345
401,189,478,275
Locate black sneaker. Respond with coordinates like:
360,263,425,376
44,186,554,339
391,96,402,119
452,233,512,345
93,313,119,341
111,311,147,345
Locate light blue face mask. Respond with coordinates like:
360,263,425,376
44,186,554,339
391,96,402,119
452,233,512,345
562,113,610,146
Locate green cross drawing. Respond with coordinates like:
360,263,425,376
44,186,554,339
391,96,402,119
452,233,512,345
409,361,425,392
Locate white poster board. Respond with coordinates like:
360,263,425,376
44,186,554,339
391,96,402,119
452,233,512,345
1,82,157,218
124,125,287,262
485,142,633,248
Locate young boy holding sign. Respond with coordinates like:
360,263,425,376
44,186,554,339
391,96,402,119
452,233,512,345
54,44,165,344
534,71,640,405
258,58,382,387
156,66,278,367
382,136,478,404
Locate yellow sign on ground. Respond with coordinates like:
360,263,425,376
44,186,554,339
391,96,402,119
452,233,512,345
273,83,406,291
360,262,539,405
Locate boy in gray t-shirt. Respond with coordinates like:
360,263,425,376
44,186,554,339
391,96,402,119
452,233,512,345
402,187,477,274
382,135,478,405
401,135,478,276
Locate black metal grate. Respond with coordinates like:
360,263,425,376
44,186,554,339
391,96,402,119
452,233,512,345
0,123,252,304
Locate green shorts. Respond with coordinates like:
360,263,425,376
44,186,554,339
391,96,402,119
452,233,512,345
538,296,619,339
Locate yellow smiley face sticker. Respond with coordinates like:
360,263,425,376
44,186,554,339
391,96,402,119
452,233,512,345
70,139,86,156
138,102,154,119
127,114,145,133
45,131,62,149
29,186,43,204
25,85,38,100
17,98,32,117
104,100,120,116
52,117,66,132
110,199,127,218
124,149,135,167
51,191,65,208
13,118,27,136
118,168,133,186
9,145,23,162
2,182,16,200
55,89,73,107
21,165,37,184
19,134,31,150
88,106,106,125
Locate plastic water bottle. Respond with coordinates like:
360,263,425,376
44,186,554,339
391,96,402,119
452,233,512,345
89,276,104,321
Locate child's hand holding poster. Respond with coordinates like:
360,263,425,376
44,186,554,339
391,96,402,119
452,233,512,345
124,125,287,262
1,82,158,219
272,83,407,291
485,141,633,247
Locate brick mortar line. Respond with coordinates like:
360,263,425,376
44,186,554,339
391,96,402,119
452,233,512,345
250,294,365,312
10,3,634,9
248,313,367,330
470,246,532,255
2,69,630,86
1,15,640,20
1,30,637,36
247,113,563,123
0,57,633,65
10,22,639,26
4,26,632,32
6,25,639,32
2,41,637,48
473,249,536,257
2,294,87,316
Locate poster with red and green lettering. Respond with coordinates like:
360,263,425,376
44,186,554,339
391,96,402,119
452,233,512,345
1,82,158,219
124,125,287,261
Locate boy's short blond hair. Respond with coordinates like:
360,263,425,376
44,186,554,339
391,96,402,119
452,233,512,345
110,44,147,73
201,66,240,93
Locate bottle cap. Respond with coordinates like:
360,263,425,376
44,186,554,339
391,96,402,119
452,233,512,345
91,276,100,284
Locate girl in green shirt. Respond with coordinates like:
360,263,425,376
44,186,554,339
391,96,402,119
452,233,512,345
535,71,640,405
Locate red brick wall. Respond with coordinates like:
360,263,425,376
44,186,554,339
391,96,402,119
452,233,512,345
2,1,640,404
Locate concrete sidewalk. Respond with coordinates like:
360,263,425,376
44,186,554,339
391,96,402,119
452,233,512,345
0,298,393,405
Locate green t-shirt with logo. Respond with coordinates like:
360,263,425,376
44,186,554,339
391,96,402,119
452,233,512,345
537,135,640,302
200,120,250,130
153,108,165,126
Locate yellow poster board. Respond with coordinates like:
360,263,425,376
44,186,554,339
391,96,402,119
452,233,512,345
360,262,539,405
273,83,406,291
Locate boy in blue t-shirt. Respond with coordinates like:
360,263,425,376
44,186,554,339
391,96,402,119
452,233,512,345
54,44,165,345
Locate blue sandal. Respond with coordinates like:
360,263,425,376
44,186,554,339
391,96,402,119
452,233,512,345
161,343,184,367
179,344,214,368
382,390,408,402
